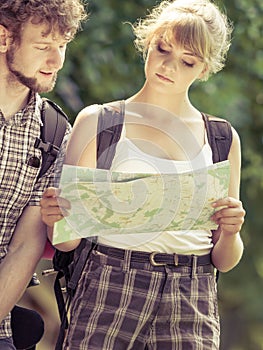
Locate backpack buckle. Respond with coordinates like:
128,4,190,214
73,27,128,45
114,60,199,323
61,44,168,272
34,137,59,156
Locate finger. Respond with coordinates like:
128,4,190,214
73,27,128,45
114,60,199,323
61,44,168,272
41,205,70,218
212,214,245,233
40,196,71,210
212,206,245,222
57,197,71,210
212,197,242,209
40,197,58,209
44,215,64,227
40,209,68,227
42,187,61,198
214,215,245,225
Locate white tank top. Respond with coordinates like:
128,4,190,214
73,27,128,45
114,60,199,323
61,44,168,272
98,130,214,255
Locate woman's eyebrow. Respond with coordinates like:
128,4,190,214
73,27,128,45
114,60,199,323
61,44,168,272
183,52,195,56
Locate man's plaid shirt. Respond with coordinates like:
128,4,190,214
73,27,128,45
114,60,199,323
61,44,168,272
0,92,71,338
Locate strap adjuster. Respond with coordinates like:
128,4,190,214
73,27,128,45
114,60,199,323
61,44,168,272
34,137,59,156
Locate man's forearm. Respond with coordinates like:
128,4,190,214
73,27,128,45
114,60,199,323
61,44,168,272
0,244,41,321
0,205,47,322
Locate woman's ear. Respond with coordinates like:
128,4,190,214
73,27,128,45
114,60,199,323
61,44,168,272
198,64,209,80
0,25,10,53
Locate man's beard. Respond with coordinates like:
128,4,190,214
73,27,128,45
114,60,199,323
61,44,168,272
6,46,57,93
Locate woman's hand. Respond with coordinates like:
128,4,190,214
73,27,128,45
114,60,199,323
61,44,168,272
40,187,71,227
211,197,245,272
211,197,245,235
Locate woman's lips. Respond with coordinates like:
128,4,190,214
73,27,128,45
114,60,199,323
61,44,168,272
156,73,174,83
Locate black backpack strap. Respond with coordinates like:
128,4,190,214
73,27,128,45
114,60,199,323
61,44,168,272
67,239,95,294
96,101,125,169
53,249,75,323
54,239,95,350
53,102,125,350
35,98,68,178
202,113,232,283
202,113,232,163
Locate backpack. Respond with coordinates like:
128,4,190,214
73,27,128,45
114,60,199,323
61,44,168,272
35,98,69,178
11,98,69,349
52,102,233,350
36,98,69,262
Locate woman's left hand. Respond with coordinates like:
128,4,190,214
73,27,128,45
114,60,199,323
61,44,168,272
211,197,245,235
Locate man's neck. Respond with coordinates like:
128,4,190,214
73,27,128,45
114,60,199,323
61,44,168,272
0,78,31,120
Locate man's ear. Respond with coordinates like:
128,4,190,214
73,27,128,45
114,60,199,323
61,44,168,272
0,25,10,53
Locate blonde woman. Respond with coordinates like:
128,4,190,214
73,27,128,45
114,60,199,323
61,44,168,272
41,0,245,348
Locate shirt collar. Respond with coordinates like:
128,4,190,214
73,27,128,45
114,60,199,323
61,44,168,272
1,91,42,127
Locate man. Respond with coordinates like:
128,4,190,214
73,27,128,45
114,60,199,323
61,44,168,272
0,1,87,348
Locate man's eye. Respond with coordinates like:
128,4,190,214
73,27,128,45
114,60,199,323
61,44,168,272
35,46,48,51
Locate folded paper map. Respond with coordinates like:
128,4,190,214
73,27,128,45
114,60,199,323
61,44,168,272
53,160,230,244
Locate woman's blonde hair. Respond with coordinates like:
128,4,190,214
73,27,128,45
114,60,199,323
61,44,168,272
132,0,233,80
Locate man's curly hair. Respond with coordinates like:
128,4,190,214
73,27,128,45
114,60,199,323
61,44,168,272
0,0,87,42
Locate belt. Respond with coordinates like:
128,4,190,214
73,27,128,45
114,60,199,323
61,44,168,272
95,244,212,267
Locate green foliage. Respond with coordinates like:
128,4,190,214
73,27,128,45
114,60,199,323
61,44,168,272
190,1,263,348
43,1,263,348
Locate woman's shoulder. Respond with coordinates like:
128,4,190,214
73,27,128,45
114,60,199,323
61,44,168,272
71,100,124,143
76,103,101,123
208,112,240,137
204,113,239,137
76,100,123,123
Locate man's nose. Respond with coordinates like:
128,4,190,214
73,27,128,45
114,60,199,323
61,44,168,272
47,48,65,70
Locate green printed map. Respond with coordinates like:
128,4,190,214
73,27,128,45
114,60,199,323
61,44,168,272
53,161,230,244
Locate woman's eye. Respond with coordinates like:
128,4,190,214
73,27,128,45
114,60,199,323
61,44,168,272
183,60,194,67
157,43,169,53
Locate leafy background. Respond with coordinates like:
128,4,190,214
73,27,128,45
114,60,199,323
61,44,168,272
20,0,263,348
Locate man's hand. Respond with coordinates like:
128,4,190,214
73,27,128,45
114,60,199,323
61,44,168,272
40,187,71,227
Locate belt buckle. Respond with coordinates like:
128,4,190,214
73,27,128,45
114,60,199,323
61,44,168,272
149,252,179,266
149,252,165,266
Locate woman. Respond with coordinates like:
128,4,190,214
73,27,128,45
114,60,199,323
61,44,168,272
41,0,245,348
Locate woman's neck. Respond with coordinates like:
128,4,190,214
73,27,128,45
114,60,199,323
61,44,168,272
126,84,200,120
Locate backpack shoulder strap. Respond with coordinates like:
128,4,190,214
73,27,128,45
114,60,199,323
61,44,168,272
202,113,233,163
96,101,125,169
53,101,122,350
54,102,124,346
34,98,68,178
202,113,232,283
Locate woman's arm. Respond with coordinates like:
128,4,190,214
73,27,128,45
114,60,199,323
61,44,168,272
40,105,100,251
211,127,245,272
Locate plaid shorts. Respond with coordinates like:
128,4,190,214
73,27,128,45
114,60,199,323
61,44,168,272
64,244,220,350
